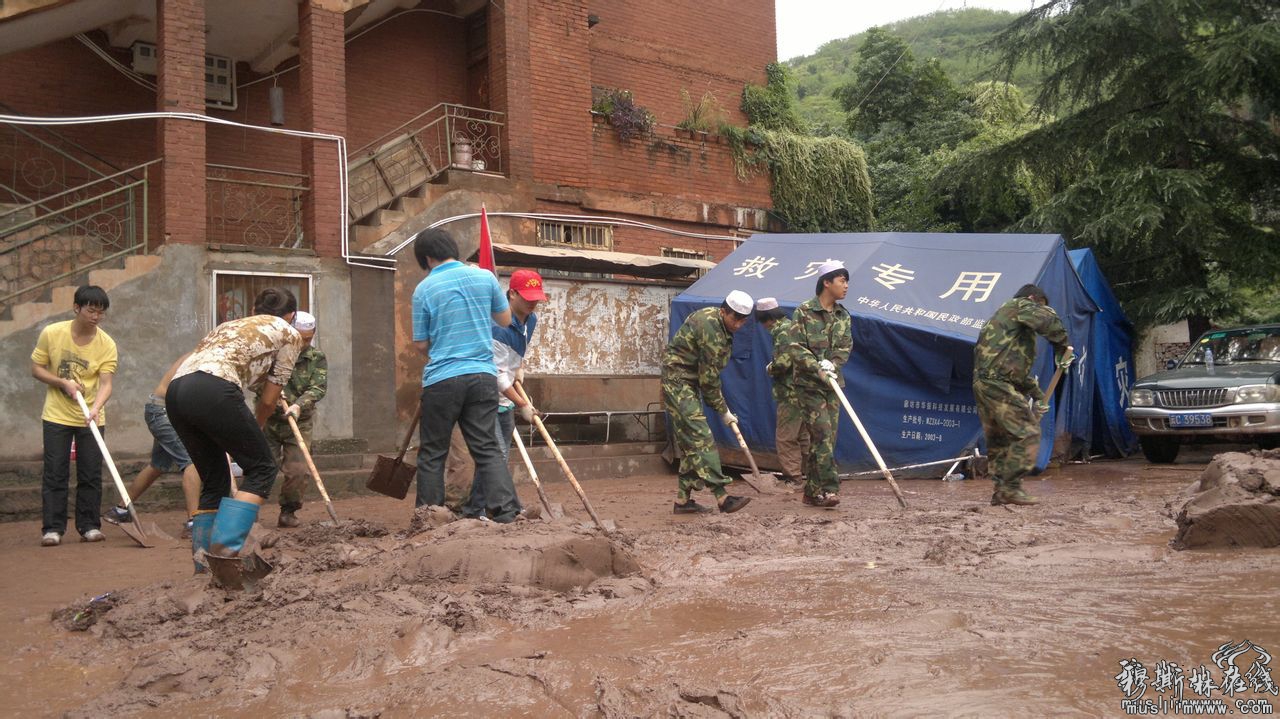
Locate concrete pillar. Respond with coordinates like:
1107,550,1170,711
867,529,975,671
155,0,206,245
299,0,347,259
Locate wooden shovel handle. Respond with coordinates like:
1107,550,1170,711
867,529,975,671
395,403,423,463
513,381,607,532
725,421,764,494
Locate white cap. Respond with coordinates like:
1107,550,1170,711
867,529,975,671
816,259,846,277
293,310,316,332
755,297,779,311
725,290,753,315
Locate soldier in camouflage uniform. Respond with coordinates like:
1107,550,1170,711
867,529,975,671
776,260,852,508
758,298,809,484
661,290,755,515
258,311,327,527
972,284,1071,506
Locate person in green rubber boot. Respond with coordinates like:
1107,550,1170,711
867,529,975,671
165,287,303,577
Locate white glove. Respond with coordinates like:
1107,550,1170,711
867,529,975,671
517,404,536,423
514,367,525,385
819,359,837,379
285,403,301,419
720,410,738,426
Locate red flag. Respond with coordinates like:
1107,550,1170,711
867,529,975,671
478,205,496,275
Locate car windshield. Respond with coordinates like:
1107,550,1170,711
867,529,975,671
1182,327,1280,365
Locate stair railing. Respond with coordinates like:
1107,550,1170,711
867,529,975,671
0,159,159,311
346,103,504,223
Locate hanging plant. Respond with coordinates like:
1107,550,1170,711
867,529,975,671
591,89,656,142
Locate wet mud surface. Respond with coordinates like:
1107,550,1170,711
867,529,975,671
3,449,1278,717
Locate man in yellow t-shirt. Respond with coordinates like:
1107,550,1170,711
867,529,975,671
30,285,118,547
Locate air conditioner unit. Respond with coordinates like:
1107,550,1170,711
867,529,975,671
131,42,237,111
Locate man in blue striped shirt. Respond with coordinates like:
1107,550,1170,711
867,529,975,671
410,228,521,521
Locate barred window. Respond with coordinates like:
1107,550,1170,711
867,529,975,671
536,221,613,251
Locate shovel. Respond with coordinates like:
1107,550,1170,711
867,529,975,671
367,404,420,500
510,420,558,519
827,377,908,509
74,392,152,547
725,420,767,494
207,551,274,591
279,400,340,523
514,381,610,533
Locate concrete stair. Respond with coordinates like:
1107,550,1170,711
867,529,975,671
0,252,161,337
0,440,669,521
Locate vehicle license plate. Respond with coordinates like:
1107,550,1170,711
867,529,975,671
1169,414,1213,428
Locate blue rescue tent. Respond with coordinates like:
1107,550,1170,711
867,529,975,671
670,232,1099,474
1069,248,1139,457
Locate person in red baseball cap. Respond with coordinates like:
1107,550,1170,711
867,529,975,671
461,268,547,519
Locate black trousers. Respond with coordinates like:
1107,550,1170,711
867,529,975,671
415,373,520,521
41,421,104,535
166,372,278,510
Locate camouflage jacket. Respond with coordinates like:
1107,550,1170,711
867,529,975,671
973,297,1069,400
259,344,327,423
777,297,852,391
767,317,798,401
661,306,731,414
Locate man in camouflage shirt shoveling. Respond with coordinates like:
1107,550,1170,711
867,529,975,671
661,290,755,515
972,284,1071,506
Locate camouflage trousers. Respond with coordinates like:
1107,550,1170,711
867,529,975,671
774,391,811,480
790,388,839,497
973,377,1040,492
662,379,731,502
264,416,311,512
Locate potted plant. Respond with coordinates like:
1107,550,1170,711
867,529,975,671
591,88,656,142
675,89,727,143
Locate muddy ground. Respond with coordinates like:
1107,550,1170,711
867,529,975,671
3,449,1278,718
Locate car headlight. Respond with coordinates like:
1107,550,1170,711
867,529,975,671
1235,385,1279,404
1131,389,1155,407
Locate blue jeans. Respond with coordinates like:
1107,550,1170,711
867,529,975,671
462,408,522,518
41,421,104,536
415,373,520,522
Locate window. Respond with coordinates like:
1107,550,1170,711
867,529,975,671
211,271,312,328
662,247,710,277
536,221,613,251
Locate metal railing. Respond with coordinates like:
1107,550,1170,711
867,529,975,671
0,159,158,310
0,119,126,208
347,103,504,223
206,163,309,249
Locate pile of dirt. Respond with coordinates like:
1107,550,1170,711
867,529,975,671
52,515,647,715
1172,449,1280,549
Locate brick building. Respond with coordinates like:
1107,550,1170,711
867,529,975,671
0,0,776,459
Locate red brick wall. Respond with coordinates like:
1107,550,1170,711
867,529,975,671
155,0,207,246
344,2,469,152
587,0,777,129
489,0,534,181
527,0,592,188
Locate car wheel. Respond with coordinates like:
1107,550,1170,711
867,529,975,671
1259,435,1280,451
1140,436,1180,463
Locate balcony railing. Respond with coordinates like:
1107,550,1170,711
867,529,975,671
206,164,309,249
347,103,504,223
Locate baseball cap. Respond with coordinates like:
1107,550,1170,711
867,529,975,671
293,310,316,332
510,269,546,301
725,290,754,315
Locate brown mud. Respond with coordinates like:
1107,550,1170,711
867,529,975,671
1172,449,1280,549
3,449,1278,717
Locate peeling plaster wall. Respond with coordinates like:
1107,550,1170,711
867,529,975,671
0,245,355,460
524,279,680,376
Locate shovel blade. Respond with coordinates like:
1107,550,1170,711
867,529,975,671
207,551,274,591
115,520,153,548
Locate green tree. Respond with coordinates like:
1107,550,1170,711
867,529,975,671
835,28,960,138
967,0,1280,329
